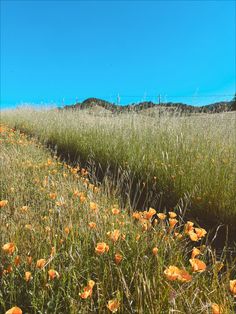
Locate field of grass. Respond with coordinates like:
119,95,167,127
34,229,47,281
1,108,236,231
0,125,236,313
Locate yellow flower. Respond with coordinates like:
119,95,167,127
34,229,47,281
90,202,98,212
107,299,120,312
189,258,206,272
2,242,15,255
95,242,109,255
5,307,22,314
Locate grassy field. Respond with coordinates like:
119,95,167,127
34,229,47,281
0,125,236,313
1,108,236,231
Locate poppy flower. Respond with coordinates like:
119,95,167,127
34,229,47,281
112,208,120,215
185,221,194,234
114,253,123,264
230,279,236,296
49,193,57,200
188,230,199,242
0,200,8,208
164,266,181,281
157,213,166,220
107,230,120,242
169,218,178,229
168,211,177,218
107,299,120,312
191,247,201,259
144,207,156,220
195,227,207,239
36,258,46,269
189,258,206,272
132,212,141,220
88,222,96,229
95,242,109,255
2,242,15,254
79,280,95,299
152,247,159,256
25,271,32,282
5,307,22,314
90,202,98,212
211,303,223,314
14,255,20,266
48,269,59,280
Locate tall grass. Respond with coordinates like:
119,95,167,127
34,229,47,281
0,126,235,313
1,108,235,230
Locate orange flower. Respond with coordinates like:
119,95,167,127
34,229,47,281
95,242,109,255
64,226,70,235
230,279,236,296
25,271,32,282
194,228,207,239
50,247,56,257
36,258,46,269
107,230,120,242
144,207,156,220
164,266,192,282
27,256,32,265
14,255,20,266
5,306,22,314
112,208,120,215
164,266,181,281
157,213,166,220
114,253,123,264
88,222,96,229
168,211,177,218
152,247,159,256
90,202,98,212
2,242,15,254
191,247,201,259
48,269,59,280
0,200,8,208
185,221,194,234
169,218,178,229
132,212,141,220
107,299,120,312
211,303,224,314
188,230,199,242
79,280,95,299
49,193,57,200
189,258,206,272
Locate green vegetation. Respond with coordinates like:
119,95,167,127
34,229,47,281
1,108,236,230
0,126,236,313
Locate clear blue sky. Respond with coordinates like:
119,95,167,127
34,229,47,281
1,0,235,108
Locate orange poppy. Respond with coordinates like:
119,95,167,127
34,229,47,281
107,299,120,312
189,258,206,272
107,230,120,242
25,271,32,282
191,247,201,259
95,242,109,255
169,218,178,229
90,202,98,212
112,208,120,215
152,247,159,256
88,222,96,229
36,258,46,269
5,307,22,314
48,269,59,280
2,242,15,255
211,303,223,314
230,279,236,295
157,213,166,220
0,200,8,208
114,253,123,264
168,211,177,218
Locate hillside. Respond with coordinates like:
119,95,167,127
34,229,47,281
62,97,236,113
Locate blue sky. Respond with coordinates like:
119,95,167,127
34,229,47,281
1,0,235,108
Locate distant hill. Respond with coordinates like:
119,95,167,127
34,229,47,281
62,96,236,114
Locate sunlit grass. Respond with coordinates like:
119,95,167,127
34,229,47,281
0,125,235,313
1,108,236,228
